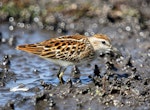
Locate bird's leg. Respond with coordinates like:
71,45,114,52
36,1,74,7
57,67,62,77
57,67,66,84
72,65,81,83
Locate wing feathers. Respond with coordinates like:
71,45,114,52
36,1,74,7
16,35,94,62
16,44,43,55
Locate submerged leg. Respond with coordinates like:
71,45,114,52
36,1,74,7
72,65,81,83
57,67,66,84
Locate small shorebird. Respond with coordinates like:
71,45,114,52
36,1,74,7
16,34,113,83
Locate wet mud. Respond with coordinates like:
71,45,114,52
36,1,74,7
0,0,150,110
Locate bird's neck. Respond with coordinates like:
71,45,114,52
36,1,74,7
88,37,100,51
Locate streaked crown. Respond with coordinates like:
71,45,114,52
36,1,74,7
88,34,112,53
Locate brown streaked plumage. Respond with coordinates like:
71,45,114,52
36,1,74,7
93,34,111,43
16,34,112,83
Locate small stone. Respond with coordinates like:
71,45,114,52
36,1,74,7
125,26,131,32
9,25,14,31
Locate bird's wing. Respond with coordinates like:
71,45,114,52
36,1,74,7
40,35,94,62
17,35,94,62
16,43,44,55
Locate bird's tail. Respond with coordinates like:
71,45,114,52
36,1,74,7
16,44,43,55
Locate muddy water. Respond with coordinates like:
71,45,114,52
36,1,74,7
0,23,150,110
0,24,94,108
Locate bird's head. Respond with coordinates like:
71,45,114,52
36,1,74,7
88,34,112,53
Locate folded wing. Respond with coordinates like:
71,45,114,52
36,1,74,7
16,35,94,63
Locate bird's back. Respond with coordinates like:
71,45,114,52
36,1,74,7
16,35,95,65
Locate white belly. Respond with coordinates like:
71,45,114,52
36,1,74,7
45,58,74,67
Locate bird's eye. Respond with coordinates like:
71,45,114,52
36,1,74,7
102,41,106,45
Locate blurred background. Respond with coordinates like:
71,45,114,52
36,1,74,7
0,0,149,35
0,0,150,110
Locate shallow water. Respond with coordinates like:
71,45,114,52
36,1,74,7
0,24,95,107
0,22,150,109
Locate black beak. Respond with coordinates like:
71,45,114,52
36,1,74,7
110,47,122,58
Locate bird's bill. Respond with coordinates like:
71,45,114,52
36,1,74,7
103,47,122,58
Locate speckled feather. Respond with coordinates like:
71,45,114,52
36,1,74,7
17,35,95,65
17,34,112,67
